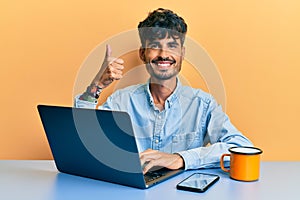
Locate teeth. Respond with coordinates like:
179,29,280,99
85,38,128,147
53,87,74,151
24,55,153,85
157,63,171,67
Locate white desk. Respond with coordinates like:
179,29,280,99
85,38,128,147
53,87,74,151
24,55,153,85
0,161,299,200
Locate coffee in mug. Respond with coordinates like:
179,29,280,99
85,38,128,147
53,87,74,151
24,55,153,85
220,146,263,181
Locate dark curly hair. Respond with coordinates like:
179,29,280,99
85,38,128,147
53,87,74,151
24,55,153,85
138,8,188,47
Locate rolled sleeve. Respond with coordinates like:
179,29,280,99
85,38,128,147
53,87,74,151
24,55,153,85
74,95,97,109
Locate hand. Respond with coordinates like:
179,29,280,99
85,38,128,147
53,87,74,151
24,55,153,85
140,149,184,174
91,44,124,88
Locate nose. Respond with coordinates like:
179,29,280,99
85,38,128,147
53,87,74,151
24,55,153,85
158,47,169,58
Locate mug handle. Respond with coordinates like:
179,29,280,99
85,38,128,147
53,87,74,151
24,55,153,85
220,154,230,173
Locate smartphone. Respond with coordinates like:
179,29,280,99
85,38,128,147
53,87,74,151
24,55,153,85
176,173,220,193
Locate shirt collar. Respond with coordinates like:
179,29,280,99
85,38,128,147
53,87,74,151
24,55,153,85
145,77,181,109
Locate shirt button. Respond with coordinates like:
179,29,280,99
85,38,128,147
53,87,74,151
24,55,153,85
155,139,159,144
158,115,162,119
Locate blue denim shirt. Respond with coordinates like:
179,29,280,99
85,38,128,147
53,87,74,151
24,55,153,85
74,80,253,170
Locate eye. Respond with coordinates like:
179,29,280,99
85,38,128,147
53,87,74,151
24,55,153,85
148,43,160,49
168,43,179,49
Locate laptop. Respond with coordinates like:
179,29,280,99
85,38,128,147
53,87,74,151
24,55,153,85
37,105,184,189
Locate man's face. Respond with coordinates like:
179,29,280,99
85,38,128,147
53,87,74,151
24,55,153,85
140,35,185,81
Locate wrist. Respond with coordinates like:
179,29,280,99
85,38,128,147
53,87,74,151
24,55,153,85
174,153,185,169
79,84,103,103
89,84,103,98
93,85,103,99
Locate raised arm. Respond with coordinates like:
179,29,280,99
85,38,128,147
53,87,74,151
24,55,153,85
76,44,125,106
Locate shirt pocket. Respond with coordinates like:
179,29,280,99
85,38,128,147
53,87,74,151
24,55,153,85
171,131,202,153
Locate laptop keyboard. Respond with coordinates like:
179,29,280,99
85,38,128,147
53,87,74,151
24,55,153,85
144,168,169,183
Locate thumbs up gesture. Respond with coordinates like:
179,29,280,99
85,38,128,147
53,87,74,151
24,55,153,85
91,44,125,89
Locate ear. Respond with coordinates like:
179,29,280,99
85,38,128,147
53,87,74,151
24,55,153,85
181,46,186,59
139,47,146,63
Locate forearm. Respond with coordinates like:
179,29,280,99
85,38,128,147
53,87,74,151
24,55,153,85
177,133,253,170
177,143,232,170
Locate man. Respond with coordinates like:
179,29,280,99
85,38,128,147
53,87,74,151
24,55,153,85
75,8,252,174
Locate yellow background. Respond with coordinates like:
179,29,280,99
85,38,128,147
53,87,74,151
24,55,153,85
1,0,299,160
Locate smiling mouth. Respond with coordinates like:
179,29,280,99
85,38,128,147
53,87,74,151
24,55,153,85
151,59,176,68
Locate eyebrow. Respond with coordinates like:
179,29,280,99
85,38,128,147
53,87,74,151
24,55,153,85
168,41,179,46
147,40,180,46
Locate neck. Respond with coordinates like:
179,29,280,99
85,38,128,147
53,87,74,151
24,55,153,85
150,77,177,106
